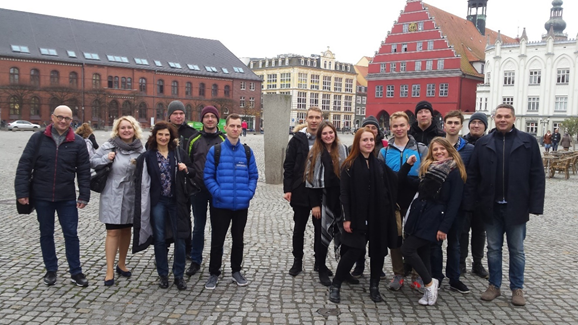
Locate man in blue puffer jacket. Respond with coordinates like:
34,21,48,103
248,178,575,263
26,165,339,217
203,114,258,290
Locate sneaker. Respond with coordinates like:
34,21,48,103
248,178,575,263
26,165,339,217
205,274,219,289
388,274,404,291
232,272,248,287
481,284,501,301
418,278,439,306
44,271,57,286
450,280,470,294
410,276,424,293
70,273,89,287
511,289,526,306
472,263,489,279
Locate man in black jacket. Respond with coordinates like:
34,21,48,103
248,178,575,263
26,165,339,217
15,105,91,287
283,107,327,277
464,104,545,307
186,106,225,276
168,100,199,152
409,100,445,146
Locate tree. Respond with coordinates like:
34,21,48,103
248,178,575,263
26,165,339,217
211,97,236,118
561,117,578,149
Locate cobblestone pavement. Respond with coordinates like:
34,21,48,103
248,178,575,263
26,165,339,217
1,130,577,324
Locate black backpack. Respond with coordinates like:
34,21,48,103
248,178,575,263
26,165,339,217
213,143,251,167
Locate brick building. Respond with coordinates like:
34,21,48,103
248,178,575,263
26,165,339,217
0,8,262,129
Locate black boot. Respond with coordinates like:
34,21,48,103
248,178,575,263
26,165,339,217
472,262,489,279
319,271,331,287
289,259,302,276
370,279,383,302
329,284,341,303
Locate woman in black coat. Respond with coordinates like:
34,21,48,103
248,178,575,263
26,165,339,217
401,137,467,306
329,127,398,303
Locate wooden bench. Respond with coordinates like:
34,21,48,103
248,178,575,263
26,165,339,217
549,158,571,179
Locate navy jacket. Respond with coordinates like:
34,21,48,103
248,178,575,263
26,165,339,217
15,125,90,203
464,128,545,226
283,130,310,207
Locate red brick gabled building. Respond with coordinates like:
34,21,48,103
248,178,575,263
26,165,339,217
366,0,515,128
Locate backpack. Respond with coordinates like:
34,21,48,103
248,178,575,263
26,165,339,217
213,143,251,167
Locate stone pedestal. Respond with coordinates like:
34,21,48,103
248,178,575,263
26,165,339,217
263,94,292,184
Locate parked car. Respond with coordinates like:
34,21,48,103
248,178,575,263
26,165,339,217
8,120,41,131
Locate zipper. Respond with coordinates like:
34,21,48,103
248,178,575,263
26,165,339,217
502,134,505,202
52,143,59,202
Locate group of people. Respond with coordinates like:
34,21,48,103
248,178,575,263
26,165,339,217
15,101,258,291
543,128,573,152
284,102,545,306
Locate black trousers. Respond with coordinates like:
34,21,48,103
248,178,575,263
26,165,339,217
333,243,384,286
292,206,327,270
208,207,248,276
401,235,432,285
459,210,486,267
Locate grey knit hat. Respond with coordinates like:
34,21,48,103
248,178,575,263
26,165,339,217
469,112,488,130
167,100,186,118
362,116,380,129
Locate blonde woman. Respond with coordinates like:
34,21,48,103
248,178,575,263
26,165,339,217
90,116,144,286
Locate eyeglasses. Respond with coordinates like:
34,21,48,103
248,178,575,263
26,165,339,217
53,114,72,122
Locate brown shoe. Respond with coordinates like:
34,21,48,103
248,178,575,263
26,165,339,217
481,284,501,301
511,289,526,306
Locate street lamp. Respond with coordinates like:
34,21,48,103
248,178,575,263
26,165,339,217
540,118,549,134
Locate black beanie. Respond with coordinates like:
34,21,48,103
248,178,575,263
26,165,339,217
469,112,488,130
415,101,434,116
167,100,185,118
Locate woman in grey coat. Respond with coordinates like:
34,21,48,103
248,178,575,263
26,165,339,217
91,116,145,286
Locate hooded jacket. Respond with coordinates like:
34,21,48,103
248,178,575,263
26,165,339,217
409,121,445,146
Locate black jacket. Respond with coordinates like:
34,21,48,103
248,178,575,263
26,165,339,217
409,122,445,146
464,128,545,226
176,123,199,152
283,131,310,207
188,129,224,192
340,154,399,257
15,125,91,203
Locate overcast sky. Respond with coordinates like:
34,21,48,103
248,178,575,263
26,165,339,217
3,0,576,64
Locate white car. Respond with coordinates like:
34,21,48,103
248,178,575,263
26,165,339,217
8,120,41,131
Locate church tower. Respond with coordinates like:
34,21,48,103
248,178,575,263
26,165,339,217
467,0,488,35
543,0,567,40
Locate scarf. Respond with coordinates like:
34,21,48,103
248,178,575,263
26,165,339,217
111,137,143,152
305,143,347,189
418,158,456,200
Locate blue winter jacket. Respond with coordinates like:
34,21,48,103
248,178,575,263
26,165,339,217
379,135,427,176
456,137,474,167
204,138,259,210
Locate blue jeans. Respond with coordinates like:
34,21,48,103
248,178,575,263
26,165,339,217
151,196,186,278
485,203,526,290
431,214,463,284
35,200,82,275
190,189,212,264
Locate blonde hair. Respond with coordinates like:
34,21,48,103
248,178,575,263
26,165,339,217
390,111,410,124
419,137,467,183
110,116,142,140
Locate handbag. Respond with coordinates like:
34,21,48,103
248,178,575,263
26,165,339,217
90,148,116,193
16,135,43,214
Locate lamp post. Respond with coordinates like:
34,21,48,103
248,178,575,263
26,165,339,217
540,118,549,135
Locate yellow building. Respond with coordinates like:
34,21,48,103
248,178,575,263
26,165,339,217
247,48,357,130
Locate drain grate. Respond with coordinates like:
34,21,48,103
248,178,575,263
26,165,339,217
317,308,340,317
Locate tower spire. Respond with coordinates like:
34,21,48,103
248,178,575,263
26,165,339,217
543,0,567,40
467,0,488,35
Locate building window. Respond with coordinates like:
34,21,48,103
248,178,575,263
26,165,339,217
557,69,570,84
334,77,343,92
9,67,19,84
323,76,331,91
156,103,164,120
298,73,308,89
400,62,406,72
439,83,448,97
412,84,421,97
427,40,434,50
426,84,435,97
240,81,246,90
555,96,568,111
122,101,132,116
529,70,541,85
250,82,255,91
403,24,409,33
418,22,424,30
437,59,444,70
30,96,41,116
527,97,539,112
332,114,341,129
386,85,394,98
345,79,353,93
343,114,352,128
375,85,383,98
9,96,21,116
362,97,366,104
67,72,78,88
172,81,179,95
416,42,423,51
504,71,515,85
121,77,127,89
426,60,433,70
310,74,320,90
184,82,192,96
356,97,361,104
309,93,319,107
402,43,408,52
139,78,146,93
297,92,307,109
224,85,230,97
157,79,164,94
380,63,386,73
526,122,538,134
211,84,218,97
502,97,514,105
400,85,408,97
50,70,59,85
199,83,205,97
333,95,342,111
280,73,291,89
322,94,331,111
90,73,100,89
137,103,147,120
415,61,422,71
127,77,132,89
390,63,396,72
114,76,119,89
391,44,397,53
239,96,245,108
344,96,352,112
249,97,255,108
267,74,278,89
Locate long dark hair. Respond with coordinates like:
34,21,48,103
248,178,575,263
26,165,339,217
342,127,374,170
305,122,341,183
146,121,178,151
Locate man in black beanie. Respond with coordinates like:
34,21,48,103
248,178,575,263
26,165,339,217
409,101,444,146
463,112,488,145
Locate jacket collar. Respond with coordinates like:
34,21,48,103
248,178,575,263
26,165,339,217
44,124,76,142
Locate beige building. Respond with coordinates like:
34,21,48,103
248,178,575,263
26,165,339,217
247,48,357,130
